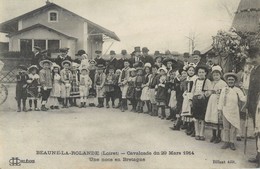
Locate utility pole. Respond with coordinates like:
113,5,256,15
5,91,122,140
185,31,197,53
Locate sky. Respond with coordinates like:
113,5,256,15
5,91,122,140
0,0,240,54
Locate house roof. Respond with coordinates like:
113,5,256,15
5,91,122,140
0,2,120,41
232,0,260,33
6,23,78,40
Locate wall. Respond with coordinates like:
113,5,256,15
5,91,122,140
20,6,86,52
9,27,76,58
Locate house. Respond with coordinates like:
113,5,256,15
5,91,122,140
0,2,120,59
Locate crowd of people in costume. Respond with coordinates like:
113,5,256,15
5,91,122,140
14,45,260,167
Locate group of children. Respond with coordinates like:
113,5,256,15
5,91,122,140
15,54,247,151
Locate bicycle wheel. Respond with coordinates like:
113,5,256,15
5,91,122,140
0,84,8,105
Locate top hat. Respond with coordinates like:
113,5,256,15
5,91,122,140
134,47,141,53
95,50,102,54
183,52,190,58
39,59,53,68
171,51,180,57
206,51,216,58
223,72,238,81
28,65,38,72
34,46,41,51
75,50,86,56
142,47,149,53
121,49,127,55
192,50,201,56
154,51,160,56
110,50,116,55
59,48,69,53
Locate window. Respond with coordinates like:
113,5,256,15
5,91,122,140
20,39,32,52
48,11,58,22
48,40,60,52
34,39,46,50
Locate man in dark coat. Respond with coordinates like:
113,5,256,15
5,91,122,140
106,50,117,74
191,50,206,67
171,51,184,72
94,50,106,66
247,47,260,166
116,49,129,70
129,47,143,67
54,48,72,67
206,52,219,80
140,47,154,65
31,46,43,67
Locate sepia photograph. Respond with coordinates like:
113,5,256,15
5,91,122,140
0,0,259,168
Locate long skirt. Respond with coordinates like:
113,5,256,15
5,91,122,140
205,94,223,129
126,86,135,99
79,86,89,97
192,95,208,120
168,90,177,108
149,88,156,104
141,86,150,101
70,81,80,98
27,86,39,99
181,92,193,122
61,83,71,98
50,83,61,97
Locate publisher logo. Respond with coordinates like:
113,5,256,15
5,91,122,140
9,157,21,166
9,157,35,166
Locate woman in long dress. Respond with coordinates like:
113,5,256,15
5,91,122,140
205,66,227,143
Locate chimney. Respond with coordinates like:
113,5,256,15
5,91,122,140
46,0,51,5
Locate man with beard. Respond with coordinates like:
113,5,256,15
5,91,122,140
247,47,260,167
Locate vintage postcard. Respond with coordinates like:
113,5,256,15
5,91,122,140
0,0,259,169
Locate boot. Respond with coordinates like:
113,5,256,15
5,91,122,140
161,106,166,119
121,99,125,112
185,122,191,135
221,142,230,149
96,98,101,108
181,122,188,130
187,122,194,135
154,105,158,116
100,98,104,107
41,105,48,111
170,118,182,130
229,143,236,150
139,106,143,113
210,136,216,143
166,109,173,120
249,153,259,164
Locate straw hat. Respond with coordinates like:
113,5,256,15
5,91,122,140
39,59,52,68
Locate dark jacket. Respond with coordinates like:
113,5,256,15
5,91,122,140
140,55,154,65
247,65,260,126
31,53,43,66
95,57,106,66
106,58,117,73
55,55,72,67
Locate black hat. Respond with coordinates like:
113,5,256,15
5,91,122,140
207,51,216,58
162,57,177,65
155,55,163,61
192,50,201,56
142,47,149,53
17,65,28,71
76,50,86,56
195,65,209,74
95,50,102,54
34,46,41,51
59,48,69,53
134,47,141,53
133,61,144,68
121,49,127,55
110,50,116,55
183,52,190,58
154,51,160,56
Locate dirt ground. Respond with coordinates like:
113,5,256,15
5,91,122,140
0,84,258,169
